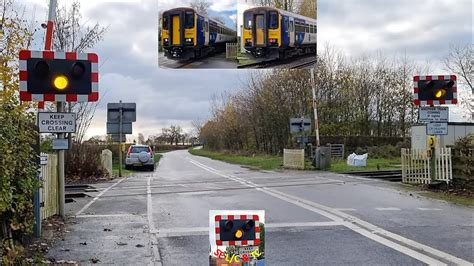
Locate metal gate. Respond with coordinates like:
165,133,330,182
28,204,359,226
401,148,452,184
226,43,239,59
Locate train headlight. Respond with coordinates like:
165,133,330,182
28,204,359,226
245,38,252,46
185,38,194,43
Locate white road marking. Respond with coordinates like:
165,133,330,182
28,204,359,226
147,175,162,265
375,207,402,211
76,214,143,218
334,208,357,212
417,208,442,211
189,158,472,265
75,177,125,216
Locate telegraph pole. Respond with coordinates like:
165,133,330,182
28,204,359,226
310,68,320,147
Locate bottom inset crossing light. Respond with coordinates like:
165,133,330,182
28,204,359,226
235,229,244,239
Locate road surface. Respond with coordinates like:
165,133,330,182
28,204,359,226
48,150,473,265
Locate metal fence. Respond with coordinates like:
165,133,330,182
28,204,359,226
226,43,239,60
401,148,452,184
329,144,344,159
40,153,59,219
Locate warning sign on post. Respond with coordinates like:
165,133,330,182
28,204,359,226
38,113,76,133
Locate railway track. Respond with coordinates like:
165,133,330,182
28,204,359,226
342,170,402,182
238,55,316,69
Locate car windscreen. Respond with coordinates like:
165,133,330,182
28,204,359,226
131,147,149,153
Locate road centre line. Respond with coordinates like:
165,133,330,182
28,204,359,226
375,207,402,211
75,177,126,216
189,158,471,265
417,208,442,211
76,214,143,218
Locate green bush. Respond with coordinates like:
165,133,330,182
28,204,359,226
0,95,40,264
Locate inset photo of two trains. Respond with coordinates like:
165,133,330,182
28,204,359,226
158,0,317,69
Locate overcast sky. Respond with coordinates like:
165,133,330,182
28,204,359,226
318,0,473,121
19,0,473,140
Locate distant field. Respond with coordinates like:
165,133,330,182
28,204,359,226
189,148,401,173
189,148,282,170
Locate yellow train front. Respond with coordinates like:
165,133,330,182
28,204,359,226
242,7,317,60
161,7,237,60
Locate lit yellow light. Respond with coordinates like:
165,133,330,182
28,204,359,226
434,89,446,99
53,75,69,90
235,229,244,239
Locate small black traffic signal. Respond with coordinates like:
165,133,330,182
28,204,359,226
215,215,260,246
414,75,457,105
19,50,99,102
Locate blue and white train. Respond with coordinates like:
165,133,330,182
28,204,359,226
243,7,317,59
161,7,237,60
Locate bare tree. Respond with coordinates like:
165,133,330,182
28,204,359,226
138,133,145,144
189,0,211,16
53,1,107,143
443,44,473,120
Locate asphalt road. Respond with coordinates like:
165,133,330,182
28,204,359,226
48,150,473,265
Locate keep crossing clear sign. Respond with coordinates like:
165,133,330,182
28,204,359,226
38,112,76,133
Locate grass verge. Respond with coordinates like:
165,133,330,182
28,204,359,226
398,183,474,207
330,158,401,173
189,148,282,170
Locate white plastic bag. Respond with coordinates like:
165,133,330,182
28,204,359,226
347,153,368,167
347,153,356,166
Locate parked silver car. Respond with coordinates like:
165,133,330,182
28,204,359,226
125,145,155,171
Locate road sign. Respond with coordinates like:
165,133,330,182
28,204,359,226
38,112,76,133
290,118,311,134
419,106,449,123
110,134,127,143
107,122,133,134
52,139,69,150
40,154,48,165
427,123,448,135
107,103,136,123
413,75,457,106
237,246,258,256
19,50,99,102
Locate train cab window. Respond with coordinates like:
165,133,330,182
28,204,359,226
244,13,252,29
269,12,278,29
163,16,169,30
185,11,194,29
284,19,289,31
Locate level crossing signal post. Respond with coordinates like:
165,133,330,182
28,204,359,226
20,1,99,227
413,75,457,182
